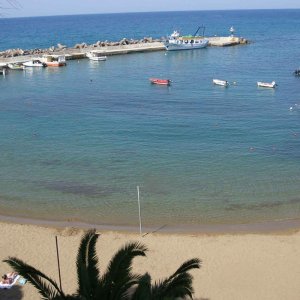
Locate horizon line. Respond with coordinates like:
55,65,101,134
2,7,300,20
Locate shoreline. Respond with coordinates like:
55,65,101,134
1,213,300,235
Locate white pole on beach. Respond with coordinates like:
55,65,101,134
137,185,142,235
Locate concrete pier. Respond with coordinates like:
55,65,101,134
207,36,248,46
0,37,248,65
0,42,165,64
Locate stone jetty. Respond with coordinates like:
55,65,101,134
0,36,248,65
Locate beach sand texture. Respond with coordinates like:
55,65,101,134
1,222,300,300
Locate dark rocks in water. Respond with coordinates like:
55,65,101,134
120,38,129,45
142,37,153,43
74,42,88,49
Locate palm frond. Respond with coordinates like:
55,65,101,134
4,257,65,299
130,273,152,300
87,230,100,290
76,229,100,298
171,258,201,279
100,241,148,298
153,272,194,299
111,273,142,300
141,258,200,300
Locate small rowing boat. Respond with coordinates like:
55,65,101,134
149,78,171,86
257,81,277,88
213,79,229,87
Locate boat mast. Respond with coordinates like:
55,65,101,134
193,25,206,37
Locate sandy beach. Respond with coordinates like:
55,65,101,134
1,221,300,299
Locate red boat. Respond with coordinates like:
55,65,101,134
149,78,171,86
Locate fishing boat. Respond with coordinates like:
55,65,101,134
213,79,229,87
149,78,171,86
257,81,277,88
164,27,209,51
8,63,25,70
86,51,107,61
23,60,47,67
42,55,66,67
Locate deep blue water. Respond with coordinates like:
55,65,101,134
0,10,300,228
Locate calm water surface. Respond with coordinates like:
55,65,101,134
0,10,300,228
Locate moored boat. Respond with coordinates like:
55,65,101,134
149,78,171,86
42,55,66,67
164,28,209,51
86,51,107,61
257,81,277,88
213,79,229,87
8,63,25,70
23,60,47,67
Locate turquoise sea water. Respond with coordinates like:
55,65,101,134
0,10,300,228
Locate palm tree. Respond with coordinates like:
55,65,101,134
4,229,201,300
4,229,146,300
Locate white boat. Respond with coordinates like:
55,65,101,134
164,29,209,51
42,55,66,67
23,60,47,67
213,79,229,87
257,81,277,88
8,63,25,70
86,51,107,61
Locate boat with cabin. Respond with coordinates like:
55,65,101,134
164,26,209,51
213,79,229,87
23,60,47,67
86,51,107,61
8,63,25,70
42,55,66,67
257,81,277,88
149,78,171,86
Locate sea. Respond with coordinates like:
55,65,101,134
0,10,300,230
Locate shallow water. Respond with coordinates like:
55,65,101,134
0,10,300,227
